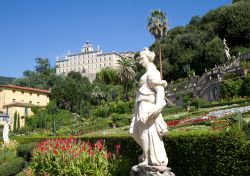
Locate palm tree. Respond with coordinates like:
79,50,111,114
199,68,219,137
148,9,168,78
117,57,136,100
91,85,104,105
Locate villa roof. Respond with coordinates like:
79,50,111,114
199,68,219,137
0,84,50,94
3,102,40,108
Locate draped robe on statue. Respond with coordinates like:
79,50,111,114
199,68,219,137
129,63,168,166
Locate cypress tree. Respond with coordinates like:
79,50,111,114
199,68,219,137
13,111,17,131
17,113,20,129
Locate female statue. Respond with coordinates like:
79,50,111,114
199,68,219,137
129,48,169,166
2,120,11,145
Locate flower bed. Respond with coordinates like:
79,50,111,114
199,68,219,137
30,138,121,176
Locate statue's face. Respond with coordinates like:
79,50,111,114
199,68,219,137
139,53,149,68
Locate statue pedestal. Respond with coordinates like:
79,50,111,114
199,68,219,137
130,164,175,176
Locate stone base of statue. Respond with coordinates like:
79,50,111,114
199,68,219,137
130,164,175,176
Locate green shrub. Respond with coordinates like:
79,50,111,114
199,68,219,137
80,128,250,176
191,98,208,108
0,157,24,176
162,106,185,116
17,142,38,162
16,127,250,176
241,74,250,97
221,79,243,99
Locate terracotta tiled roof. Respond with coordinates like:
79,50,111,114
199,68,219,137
3,102,36,107
0,84,50,94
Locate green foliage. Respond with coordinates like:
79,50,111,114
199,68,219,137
240,60,250,69
51,72,92,112
0,76,15,85
204,36,225,68
30,139,119,176
110,113,130,128
149,2,250,81
14,111,17,131
183,92,193,104
191,98,209,109
95,67,119,85
221,78,243,99
117,57,136,100
223,72,239,80
241,74,250,96
162,106,186,116
0,157,24,176
81,128,250,176
17,113,20,129
109,100,134,114
17,142,38,162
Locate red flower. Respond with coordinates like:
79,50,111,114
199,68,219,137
115,144,121,154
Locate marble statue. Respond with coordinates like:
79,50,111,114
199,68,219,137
223,38,231,60
129,48,175,176
2,120,11,145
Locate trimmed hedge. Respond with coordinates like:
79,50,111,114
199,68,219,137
0,157,24,176
16,128,250,176
79,129,250,176
17,142,38,162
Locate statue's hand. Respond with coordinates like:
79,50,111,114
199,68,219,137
148,101,166,120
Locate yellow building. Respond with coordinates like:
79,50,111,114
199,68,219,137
0,85,50,129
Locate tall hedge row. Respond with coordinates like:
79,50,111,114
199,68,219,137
80,129,250,176
16,128,250,176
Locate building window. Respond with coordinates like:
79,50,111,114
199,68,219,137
21,91,24,94
24,106,28,116
12,90,16,93
29,93,32,96
100,64,101,68
37,94,40,97
12,99,16,102
29,101,32,104
37,102,40,105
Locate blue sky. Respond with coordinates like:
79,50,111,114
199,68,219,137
0,0,232,78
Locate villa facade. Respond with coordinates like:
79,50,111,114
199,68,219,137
56,41,134,80
0,85,50,129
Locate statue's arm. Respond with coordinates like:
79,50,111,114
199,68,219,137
146,85,166,121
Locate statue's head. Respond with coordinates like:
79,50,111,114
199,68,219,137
139,48,155,67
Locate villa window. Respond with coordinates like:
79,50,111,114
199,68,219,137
12,99,16,102
24,106,28,116
13,90,16,93
37,94,40,97
21,91,24,94
29,101,32,104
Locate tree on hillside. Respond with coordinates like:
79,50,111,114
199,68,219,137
95,67,119,85
117,57,136,100
35,57,51,74
91,85,105,105
148,9,169,79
